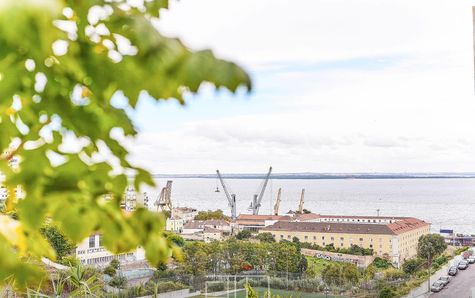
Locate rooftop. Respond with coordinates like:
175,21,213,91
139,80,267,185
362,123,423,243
183,219,230,229
262,218,429,235
237,214,292,221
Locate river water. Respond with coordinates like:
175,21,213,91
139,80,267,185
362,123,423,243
144,178,475,234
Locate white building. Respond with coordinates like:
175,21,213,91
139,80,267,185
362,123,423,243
182,220,231,235
165,207,198,233
166,216,185,233
75,233,145,267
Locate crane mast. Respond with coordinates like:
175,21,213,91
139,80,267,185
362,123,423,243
216,170,237,220
249,166,272,215
155,180,173,213
274,188,282,215
298,188,305,214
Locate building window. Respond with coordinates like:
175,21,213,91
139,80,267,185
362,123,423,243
280,235,284,239
287,235,291,239
313,236,316,240
88,235,95,248
369,244,373,248
99,235,103,247
340,243,344,247
323,242,325,246
340,237,344,241
331,237,334,241
359,238,363,241
304,236,308,240
322,236,325,240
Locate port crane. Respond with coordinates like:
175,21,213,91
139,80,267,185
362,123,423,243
297,188,305,214
155,180,173,212
273,188,282,215
216,170,237,220
248,166,273,215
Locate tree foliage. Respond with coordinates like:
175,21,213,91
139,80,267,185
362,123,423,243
40,224,74,260
179,239,302,276
0,0,250,287
194,209,231,221
417,234,447,265
321,263,359,287
256,232,275,243
372,257,391,269
236,230,252,240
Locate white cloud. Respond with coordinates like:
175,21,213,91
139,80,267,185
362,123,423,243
126,0,475,173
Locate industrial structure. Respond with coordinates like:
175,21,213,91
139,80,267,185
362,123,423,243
248,166,272,215
216,170,237,220
155,180,173,212
298,188,305,214
273,188,282,215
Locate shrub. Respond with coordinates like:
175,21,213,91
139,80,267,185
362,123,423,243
59,255,80,267
103,266,116,277
152,281,188,293
402,258,424,275
378,285,397,298
373,257,391,269
433,255,448,266
110,259,120,270
206,281,225,292
109,275,127,289
383,268,405,281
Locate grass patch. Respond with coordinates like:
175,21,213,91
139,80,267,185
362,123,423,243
306,256,334,277
205,287,340,298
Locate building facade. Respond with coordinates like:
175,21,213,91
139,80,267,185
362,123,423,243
236,214,292,231
75,233,145,267
260,216,430,267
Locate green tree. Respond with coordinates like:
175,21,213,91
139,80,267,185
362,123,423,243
236,230,252,240
297,255,308,273
194,209,231,221
322,263,359,287
402,258,424,275
417,234,447,266
256,232,275,243
0,0,250,286
40,224,74,260
372,257,391,269
165,232,185,247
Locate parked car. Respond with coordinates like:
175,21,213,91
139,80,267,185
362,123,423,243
458,260,469,270
468,256,475,264
438,276,451,286
448,266,458,276
431,281,445,292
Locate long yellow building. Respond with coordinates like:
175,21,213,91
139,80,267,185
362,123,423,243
260,215,430,267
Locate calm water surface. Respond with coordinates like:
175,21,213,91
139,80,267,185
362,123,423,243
145,178,475,234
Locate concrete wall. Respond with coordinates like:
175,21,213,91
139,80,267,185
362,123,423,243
301,248,374,268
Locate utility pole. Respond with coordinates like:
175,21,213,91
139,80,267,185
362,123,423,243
427,252,431,293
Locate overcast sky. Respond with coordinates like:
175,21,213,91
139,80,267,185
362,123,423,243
127,0,475,174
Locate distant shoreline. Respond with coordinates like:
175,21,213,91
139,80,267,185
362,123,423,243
151,173,475,180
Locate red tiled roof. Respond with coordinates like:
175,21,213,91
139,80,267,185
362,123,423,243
237,214,292,221
387,217,430,235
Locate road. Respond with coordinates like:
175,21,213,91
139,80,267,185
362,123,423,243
430,263,475,298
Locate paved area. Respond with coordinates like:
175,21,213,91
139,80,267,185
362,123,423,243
430,263,475,298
